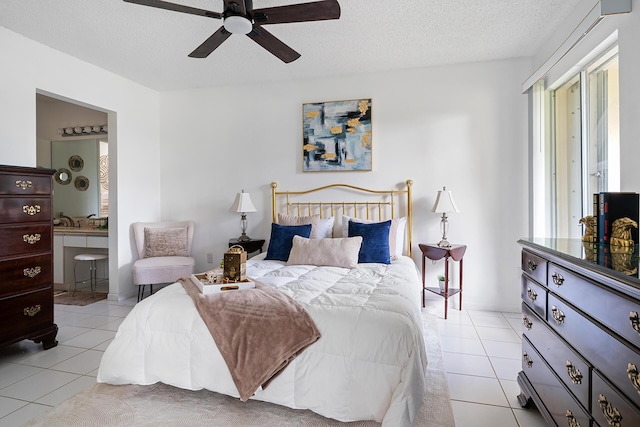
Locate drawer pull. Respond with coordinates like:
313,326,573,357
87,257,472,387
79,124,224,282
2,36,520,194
598,394,622,427
22,205,41,216
23,234,41,245
23,266,42,278
565,361,583,384
523,316,533,330
552,272,565,286
630,311,640,335
523,352,533,368
527,288,538,302
527,259,537,272
565,410,581,427
551,306,566,325
627,363,640,396
23,305,41,317
15,180,32,190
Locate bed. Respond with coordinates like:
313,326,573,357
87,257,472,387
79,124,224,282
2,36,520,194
97,180,427,426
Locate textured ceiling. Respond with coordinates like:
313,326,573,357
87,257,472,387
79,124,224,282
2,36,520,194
0,0,582,91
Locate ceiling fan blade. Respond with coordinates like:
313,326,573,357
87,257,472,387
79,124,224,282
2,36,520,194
247,25,301,63
123,0,222,19
188,27,232,58
223,0,247,16
252,0,340,25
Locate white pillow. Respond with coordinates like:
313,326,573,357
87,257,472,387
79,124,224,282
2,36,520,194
342,215,407,259
316,216,335,238
286,235,362,268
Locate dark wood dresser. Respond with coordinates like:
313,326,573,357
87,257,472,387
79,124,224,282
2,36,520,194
0,165,57,349
518,238,640,427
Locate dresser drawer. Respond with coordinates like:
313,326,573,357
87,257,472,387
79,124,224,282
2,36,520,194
0,289,53,343
0,224,52,257
593,370,640,427
0,254,52,296
522,337,591,427
522,277,546,319
522,250,547,286
0,174,51,195
548,263,640,352
548,294,640,409
0,197,52,224
522,303,590,409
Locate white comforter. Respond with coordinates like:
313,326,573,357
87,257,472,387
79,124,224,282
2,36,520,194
97,254,427,426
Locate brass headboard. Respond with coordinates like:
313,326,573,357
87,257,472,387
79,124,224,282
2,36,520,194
271,180,413,256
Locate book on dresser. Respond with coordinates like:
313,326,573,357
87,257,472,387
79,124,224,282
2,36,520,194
598,191,639,244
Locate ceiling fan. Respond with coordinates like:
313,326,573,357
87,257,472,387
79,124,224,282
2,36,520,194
123,0,341,63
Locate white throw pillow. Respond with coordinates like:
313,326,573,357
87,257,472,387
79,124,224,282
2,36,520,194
286,235,363,268
341,215,406,259
316,216,335,238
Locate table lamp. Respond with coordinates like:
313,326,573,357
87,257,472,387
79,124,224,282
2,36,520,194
432,186,459,248
231,190,257,242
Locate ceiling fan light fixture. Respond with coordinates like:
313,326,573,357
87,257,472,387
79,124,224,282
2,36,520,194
224,16,252,34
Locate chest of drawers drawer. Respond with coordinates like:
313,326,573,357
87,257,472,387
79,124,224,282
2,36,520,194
0,175,51,195
548,293,640,410
593,370,640,427
0,197,52,224
522,277,546,319
548,263,640,351
0,254,52,296
0,289,53,343
522,303,590,409
522,250,548,285
0,224,51,257
522,336,591,427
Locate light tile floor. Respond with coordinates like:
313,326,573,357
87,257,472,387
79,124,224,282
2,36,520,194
422,293,547,427
0,293,547,426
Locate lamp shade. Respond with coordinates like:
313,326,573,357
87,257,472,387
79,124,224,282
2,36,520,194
432,187,460,213
231,190,257,213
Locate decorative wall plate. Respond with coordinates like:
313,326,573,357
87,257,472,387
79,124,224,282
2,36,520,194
54,168,72,185
74,176,90,191
68,155,84,171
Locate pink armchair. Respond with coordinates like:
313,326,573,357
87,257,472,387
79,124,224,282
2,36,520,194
132,221,196,301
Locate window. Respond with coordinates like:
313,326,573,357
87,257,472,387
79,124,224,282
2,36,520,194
542,46,619,238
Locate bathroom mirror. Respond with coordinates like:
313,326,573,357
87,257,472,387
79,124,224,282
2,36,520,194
51,139,108,218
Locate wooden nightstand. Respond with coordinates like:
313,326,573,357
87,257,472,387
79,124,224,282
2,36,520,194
228,238,265,257
419,243,467,319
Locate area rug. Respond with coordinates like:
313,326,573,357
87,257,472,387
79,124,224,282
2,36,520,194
53,290,107,306
25,310,454,427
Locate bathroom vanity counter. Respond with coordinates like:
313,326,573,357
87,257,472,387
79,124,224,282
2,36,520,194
53,227,108,236
53,228,108,289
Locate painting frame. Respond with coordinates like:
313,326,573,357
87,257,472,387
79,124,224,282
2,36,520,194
302,98,372,172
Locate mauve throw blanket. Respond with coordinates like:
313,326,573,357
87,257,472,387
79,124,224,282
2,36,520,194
179,277,321,402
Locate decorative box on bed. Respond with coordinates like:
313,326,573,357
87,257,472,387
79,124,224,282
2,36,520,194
98,180,426,427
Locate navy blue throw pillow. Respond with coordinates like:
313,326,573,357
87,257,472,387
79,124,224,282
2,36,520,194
265,223,313,261
348,220,391,264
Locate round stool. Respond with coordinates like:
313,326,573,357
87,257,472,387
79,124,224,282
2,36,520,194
73,253,108,292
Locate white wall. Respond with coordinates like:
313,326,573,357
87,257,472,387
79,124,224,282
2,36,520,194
0,26,161,300
0,24,532,311
159,58,531,312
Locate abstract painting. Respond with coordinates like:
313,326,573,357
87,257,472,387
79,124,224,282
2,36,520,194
302,98,372,172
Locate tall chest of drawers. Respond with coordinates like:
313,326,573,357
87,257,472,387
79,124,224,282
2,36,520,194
518,238,640,427
0,165,57,349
